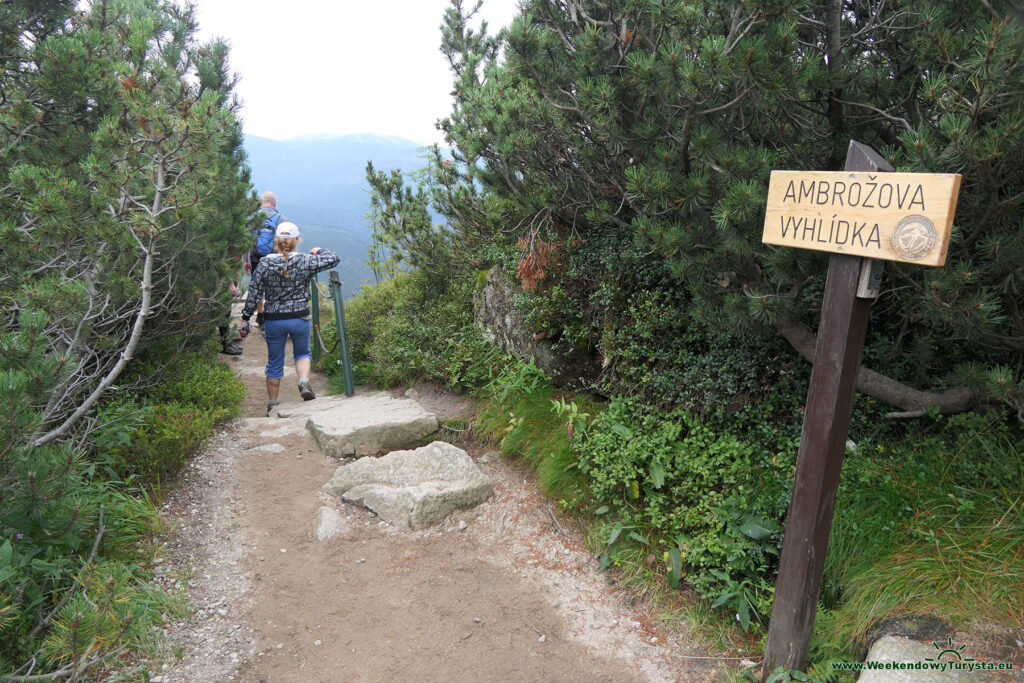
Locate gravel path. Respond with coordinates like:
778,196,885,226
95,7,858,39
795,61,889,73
148,326,728,682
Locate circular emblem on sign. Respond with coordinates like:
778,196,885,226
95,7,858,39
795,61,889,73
891,215,937,260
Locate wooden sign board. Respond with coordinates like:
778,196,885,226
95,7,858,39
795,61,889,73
762,170,961,266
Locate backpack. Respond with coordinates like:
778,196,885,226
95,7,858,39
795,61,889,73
250,211,282,268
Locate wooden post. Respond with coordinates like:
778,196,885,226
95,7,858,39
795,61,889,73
761,141,894,678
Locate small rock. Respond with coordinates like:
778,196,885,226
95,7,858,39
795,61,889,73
217,609,227,616
356,558,365,564
458,520,468,531
275,643,283,649
280,548,287,554
538,635,546,643
740,659,757,669
315,506,347,542
151,677,164,683
314,640,322,646
474,618,481,623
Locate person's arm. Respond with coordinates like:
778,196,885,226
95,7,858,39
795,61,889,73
307,247,340,273
241,261,265,321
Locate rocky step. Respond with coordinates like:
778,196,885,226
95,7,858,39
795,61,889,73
323,441,493,530
276,392,439,458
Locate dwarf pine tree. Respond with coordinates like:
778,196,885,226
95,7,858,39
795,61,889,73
0,0,251,443
0,0,252,674
424,0,1024,417
0,313,159,676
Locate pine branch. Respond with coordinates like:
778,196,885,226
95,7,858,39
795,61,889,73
776,318,975,415
28,507,105,640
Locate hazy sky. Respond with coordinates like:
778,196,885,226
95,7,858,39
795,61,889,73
192,0,521,145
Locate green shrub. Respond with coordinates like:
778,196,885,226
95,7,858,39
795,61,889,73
596,285,798,416
111,402,216,482
90,348,243,483
337,270,510,390
344,279,399,362
147,349,244,421
477,362,793,632
576,396,791,631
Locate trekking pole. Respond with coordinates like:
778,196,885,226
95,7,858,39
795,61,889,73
328,270,354,397
310,272,321,364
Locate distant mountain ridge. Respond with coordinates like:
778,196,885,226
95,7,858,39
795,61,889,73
243,133,433,297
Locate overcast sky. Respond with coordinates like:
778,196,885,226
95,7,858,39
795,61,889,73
192,0,521,145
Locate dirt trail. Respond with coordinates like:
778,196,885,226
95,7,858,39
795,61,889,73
151,325,728,682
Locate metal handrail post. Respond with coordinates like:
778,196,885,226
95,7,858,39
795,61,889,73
328,271,354,396
310,273,321,364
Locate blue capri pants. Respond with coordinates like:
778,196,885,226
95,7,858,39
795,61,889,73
263,317,312,379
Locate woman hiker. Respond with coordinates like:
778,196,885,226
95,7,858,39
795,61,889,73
239,221,339,415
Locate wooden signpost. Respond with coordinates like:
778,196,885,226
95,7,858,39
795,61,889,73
760,141,961,679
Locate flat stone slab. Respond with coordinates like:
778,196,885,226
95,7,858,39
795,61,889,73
292,393,438,458
274,395,349,419
859,636,976,682
323,441,493,529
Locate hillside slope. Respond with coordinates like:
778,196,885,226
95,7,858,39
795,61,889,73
244,133,431,297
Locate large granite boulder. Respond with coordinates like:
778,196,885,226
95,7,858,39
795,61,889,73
323,441,493,529
290,393,438,458
472,266,599,390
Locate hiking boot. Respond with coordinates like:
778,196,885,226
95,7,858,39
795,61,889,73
298,381,316,401
267,399,280,417
220,344,243,356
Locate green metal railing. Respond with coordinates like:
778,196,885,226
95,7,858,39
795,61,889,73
310,270,354,396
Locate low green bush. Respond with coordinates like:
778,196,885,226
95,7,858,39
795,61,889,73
477,364,791,631
575,396,792,632
92,347,244,483
109,402,215,482
147,349,245,420
337,270,510,390
596,286,798,417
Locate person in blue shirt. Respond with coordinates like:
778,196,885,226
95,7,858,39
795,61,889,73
249,191,288,327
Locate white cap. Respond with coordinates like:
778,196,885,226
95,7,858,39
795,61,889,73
275,221,300,239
